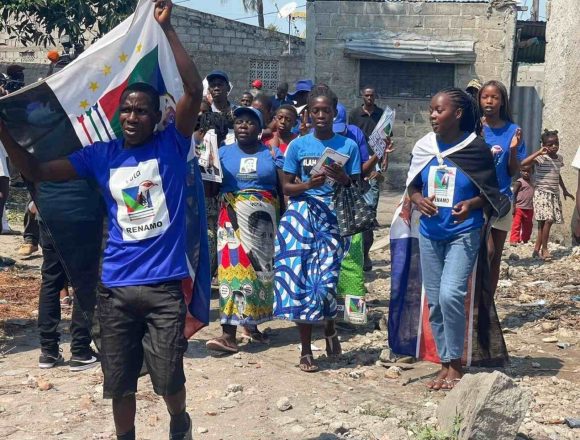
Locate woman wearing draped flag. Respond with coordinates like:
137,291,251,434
0,1,204,439
388,88,510,390
206,106,284,353
274,87,362,373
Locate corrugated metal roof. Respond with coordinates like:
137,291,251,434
516,20,546,63
345,31,475,64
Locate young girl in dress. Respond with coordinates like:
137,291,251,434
521,129,575,259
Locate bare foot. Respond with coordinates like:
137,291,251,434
540,249,552,261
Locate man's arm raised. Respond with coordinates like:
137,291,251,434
0,118,77,182
154,0,203,138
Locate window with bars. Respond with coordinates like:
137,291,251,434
360,59,455,99
249,59,280,91
19,51,35,62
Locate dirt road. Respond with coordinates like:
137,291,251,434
0,192,578,440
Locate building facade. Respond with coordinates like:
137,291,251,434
306,0,518,185
0,5,306,98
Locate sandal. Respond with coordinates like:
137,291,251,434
240,327,270,344
206,337,239,353
60,296,72,309
324,331,342,357
441,378,462,390
425,378,445,391
299,354,319,373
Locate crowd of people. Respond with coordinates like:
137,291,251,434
1,1,580,439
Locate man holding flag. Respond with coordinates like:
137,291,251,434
0,1,203,439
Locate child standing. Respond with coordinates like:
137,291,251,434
521,129,575,260
509,165,534,245
267,105,298,154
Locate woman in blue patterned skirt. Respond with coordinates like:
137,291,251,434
273,87,361,372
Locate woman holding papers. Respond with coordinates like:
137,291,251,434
401,88,508,390
273,87,362,373
205,107,284,353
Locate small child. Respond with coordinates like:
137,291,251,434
521,129,575,260
509,164,534,245
266,104,298,154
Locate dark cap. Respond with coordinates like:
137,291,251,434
233,106,264,129
206,70,229,83
6,64,25,76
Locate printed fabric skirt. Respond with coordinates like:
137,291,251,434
274,196,345,323
217,190,278,326
533,189,563,224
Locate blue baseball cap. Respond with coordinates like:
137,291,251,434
333,103,347,133
233,106,264,129
288,79,314,99
206,70,229,83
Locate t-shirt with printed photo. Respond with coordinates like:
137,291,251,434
283,133,361,200
68,124,191,287
219,143,284,193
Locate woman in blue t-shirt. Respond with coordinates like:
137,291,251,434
273,87,362,373
408,89,495,390
205,107,284,354
479,80,526,297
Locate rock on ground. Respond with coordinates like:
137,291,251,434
437,371,532,440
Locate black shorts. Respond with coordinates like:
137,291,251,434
97,281,188,399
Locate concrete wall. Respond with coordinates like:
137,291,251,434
306,0,518,187
515,64,544,97
542,0,580,242
0,5,306,99
512,63,545,154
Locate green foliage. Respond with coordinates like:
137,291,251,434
0,0,139,47
409,415,463,440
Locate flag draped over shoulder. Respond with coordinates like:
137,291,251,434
388,132,510,367
0,0,210,337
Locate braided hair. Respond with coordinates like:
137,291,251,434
478,80,513,123
541,128,559,144
308,85,338,111
438,87,482,134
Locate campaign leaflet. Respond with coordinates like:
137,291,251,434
368,106,395,159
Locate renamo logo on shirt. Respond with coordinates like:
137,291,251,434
110,159,170,242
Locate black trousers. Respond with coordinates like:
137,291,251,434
23,200,39,245
37,222,95,355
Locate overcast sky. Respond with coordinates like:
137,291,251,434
176,0,547,35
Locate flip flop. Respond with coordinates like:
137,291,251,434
299,354,319,373
324,331,342,357
441,378,462,390
206,337,238,353
425,378,446,391
239,330,270,344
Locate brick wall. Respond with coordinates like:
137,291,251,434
0,5,306,100
306,0,518,187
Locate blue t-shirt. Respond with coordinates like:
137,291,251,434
219,143,284,193
415,137,484,240
283,133,361,199
343,125,370,163
68,124,191,287
483,122,527,198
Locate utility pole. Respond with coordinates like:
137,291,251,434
530,0,540,20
